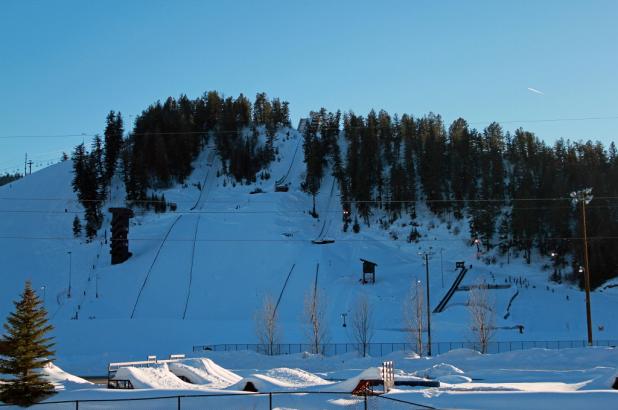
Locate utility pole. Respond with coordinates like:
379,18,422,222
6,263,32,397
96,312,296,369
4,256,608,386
28,160,33,175
570,188,593,346
418,248,434,356
24,153,27,176
67,251,72,298
440,248,444,288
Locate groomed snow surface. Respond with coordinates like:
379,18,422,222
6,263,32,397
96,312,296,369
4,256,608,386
1,129,618,408
12,347,618,409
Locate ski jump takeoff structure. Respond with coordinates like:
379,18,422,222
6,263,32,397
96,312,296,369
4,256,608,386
433,261,512,313
433,261,468,313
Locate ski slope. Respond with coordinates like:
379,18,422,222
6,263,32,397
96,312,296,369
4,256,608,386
1,128,618,375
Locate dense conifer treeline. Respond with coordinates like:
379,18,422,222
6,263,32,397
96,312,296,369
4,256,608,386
0,173,21,187
71,91,618,288
305,109,618,289
72,111,124,239
123,91,290,200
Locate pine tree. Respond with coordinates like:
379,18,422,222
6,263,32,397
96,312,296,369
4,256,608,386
0,282,56,406
72,216,82,238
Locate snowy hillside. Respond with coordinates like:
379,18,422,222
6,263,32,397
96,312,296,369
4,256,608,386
1,129,617,374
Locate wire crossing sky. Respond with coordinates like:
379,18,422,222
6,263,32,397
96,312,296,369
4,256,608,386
1,0,617,174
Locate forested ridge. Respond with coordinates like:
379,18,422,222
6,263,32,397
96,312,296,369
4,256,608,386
304,109,618,289
71,91,618,288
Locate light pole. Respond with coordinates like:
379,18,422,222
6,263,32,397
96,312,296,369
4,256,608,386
570,188,593,346
418,248,434,356
550,251,560,282
40,285,46,304
67,251,72,298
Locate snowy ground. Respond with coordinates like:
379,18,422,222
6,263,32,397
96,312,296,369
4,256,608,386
1,127,618,380
3,347,615,409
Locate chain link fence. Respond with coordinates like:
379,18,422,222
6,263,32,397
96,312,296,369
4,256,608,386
0,392,436,409
193,339,618,356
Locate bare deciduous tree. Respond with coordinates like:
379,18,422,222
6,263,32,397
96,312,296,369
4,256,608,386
467,279,495,353
351,294,374,357
255,294,280,355
304,287,328,354
404,281,425,355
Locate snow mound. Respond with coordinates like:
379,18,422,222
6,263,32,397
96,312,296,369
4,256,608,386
168,358,241,388
264,368,331,387
419,363,466,379
42,363,93,390
228,375,291,392
229,367,334,392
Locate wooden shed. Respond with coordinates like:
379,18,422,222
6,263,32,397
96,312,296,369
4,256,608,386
360,259,377,284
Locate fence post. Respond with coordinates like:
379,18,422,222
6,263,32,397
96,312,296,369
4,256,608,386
75,400,79,410
269,392,273,410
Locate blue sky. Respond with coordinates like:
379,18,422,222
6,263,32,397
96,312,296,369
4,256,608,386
1,0,617,174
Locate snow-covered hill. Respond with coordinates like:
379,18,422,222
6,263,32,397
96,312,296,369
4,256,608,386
1,129,617,374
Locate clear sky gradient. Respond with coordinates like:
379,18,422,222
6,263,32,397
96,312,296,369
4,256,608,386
1,0,617,174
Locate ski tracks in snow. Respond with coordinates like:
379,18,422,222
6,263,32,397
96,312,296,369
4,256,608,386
131,148,217,319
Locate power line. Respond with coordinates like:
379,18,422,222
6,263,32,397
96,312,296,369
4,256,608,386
1,115,617,139
5,195,618,204
468,115,618,125
0,234,615,242
2,203,618,215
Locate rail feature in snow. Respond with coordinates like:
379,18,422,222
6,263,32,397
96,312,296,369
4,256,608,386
130,214,183,319
273,264,296,317
433,265,469,313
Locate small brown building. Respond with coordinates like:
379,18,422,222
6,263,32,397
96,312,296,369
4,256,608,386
360,259,377,284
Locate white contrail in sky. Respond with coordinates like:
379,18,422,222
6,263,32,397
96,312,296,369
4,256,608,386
527,87,545,95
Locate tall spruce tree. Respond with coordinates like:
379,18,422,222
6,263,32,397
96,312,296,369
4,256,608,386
0,282,55,406
103,111,124,184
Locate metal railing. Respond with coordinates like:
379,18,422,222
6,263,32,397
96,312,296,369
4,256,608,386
0,391,437,409
193,339,618,356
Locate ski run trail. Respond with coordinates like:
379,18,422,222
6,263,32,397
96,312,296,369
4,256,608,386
1,127,618,377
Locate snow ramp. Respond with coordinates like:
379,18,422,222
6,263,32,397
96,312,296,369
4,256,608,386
113,364,199,390
168,358,241,388
321,367,381,393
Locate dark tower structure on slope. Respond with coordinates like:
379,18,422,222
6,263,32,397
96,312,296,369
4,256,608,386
109,207,134,265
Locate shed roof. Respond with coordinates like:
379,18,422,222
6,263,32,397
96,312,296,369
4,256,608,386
360,258,378,266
